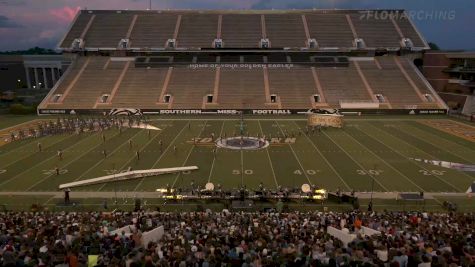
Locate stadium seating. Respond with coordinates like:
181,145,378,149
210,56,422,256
305,14,355,48
349,14,401,48
129,13,178,48
394,16,427,47
60,13,94,48
264,14,307,48
268,68,318,109
315,62,373,105
165,68,216,109
221,14,262,48
84,13,134,48
176,14,219,48
112,66,168,108
217,68,267,109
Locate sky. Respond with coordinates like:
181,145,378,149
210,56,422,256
0,0,474,51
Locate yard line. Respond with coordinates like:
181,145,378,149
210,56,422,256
257,120,278,188
132,122,188,191
322,130,389,191
171,121,208,189
67,130,144,185
97,129,164,191
207,121,225,183
364,123,462,192
274,121,312,185
292,121,351,191
341,129,425,192
397,123,475,162
1,134,72,169
0,133,100,188
27,130,123,191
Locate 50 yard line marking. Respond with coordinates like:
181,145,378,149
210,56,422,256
171,121,208,189
133,122,188,191
207,121,225,183
258,120,278,188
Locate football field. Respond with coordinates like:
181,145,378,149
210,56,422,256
1,116,474,196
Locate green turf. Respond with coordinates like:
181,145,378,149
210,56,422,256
0,116,474,198
0,115,41,130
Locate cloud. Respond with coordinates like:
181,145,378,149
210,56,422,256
49,6,80,23
0,15,22,28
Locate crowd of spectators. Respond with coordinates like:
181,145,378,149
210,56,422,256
0,210,474,267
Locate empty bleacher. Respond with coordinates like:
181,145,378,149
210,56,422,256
349,14,401,48
306,14,354,48
129,14,177,48
59,57,126,108
395,16,426,48
315,63,373,105
112,66,168,108
47,57,88,97
268,68,317,109
165,68,216,109
264,14,307,48
84,13,133,48
221,14,262,48
60,13,93,48
217,68,267,109
176,14,218,48
359,57,423,108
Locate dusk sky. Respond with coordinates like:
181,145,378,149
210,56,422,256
0,0,473,51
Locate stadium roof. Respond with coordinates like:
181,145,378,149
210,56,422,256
58,9,429,51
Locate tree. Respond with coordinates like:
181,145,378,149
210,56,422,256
428,42,440,51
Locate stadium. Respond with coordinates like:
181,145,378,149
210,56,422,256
0,4,474,266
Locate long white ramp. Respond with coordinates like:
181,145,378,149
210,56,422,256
59,166,198,189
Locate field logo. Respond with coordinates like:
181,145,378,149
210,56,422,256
109,108,143,116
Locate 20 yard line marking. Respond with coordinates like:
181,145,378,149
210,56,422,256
258,120,278,188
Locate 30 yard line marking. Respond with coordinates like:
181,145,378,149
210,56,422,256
293,121,350,191
364,123,461,192
275,121,312,185
258,120,278,188
65,129,144,186
171,121,208,189
27,130,124,191
341,129,425,192
208,121,225,183
97,129,164,191
322,130,389,191
133,122,188,191
0,133,100,188
1,134,73,169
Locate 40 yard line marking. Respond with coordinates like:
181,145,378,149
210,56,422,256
258,120,278,188
275,120,312,185
133,122,188,191
293,121,351,191
171,121,209,189
207,121,225,183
